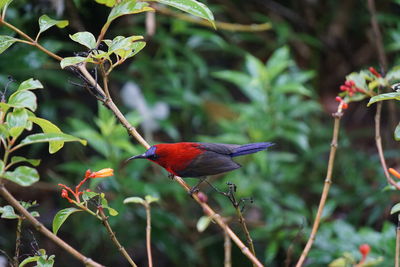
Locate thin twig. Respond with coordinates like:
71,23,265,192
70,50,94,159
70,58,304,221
224,227,232,267
98,207,137,267
0,184,104,267
144,203,153,267
396,218,400,267
13,217,22,266
154,5,272,32
296,110,343,267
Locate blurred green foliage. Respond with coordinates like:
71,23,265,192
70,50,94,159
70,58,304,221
1,1,400,267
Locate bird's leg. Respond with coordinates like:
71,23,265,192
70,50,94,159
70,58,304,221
167,173,175,180
189,177,207,195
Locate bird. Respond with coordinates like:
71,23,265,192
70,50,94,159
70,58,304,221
126,142,274,178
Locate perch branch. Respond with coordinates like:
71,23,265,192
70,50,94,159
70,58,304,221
0,184,104,267
98,207,137,267
296,110,343,266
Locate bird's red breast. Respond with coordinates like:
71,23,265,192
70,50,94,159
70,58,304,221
149,143,204,175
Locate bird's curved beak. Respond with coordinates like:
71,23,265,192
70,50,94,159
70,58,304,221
126,153,147,162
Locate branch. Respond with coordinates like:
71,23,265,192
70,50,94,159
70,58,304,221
98,207,137,267
154,5,271,32
224,226,232,267
296,110,343,267
144,203,153,267
0,184,104,267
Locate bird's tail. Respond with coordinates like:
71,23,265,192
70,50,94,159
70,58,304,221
231,142,274,157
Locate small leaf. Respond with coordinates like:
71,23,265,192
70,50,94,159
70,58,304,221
8,90,37,111
82,191,99,201
0,102,10,113
367,92,400,106
106,207,118,216
38,15,69,36
19,256,40,267
107,1,154,25
0,160,4,173
52,208,82,235
10,156,41,166
18,78,43,91
0,205,19,219
20,133,87,154
196,216,212,232
391,203,400,214
154,0,215,28
95,0,117,7
70,31,96,49
60,56,94,69
0,0,13,10
395,122,400,141
0,124,9,139
0,35,17,54
145,195,159,204
6,108,29,138
30,211,40,217
3,166,39,186
123,196,144,204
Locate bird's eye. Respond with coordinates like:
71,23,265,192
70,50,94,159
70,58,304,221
147,154,159,160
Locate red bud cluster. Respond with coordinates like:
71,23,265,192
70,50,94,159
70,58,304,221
59,168,114,203
339,80,365,96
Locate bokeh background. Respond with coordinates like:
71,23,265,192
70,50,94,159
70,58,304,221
1,0,400,266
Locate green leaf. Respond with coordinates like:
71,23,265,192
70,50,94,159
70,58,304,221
395,122,400,141
3,166,39,186
11,156,41,167
367,92,400,106
52,208,82,235
391,203,400,214
107,1,154,26
196,216,212,232
82,191,99,201
8,90,37,111
70,31,96,49
0,205,19,219
6,108,29,138
0,35,17,54
19,256,40,267
0,0,13,10
20,133,87,154
154,0,215,28
37,254,55,267
100,195,119,216
0,124,9,139
95,0,117,7
17,78,43,91
0,102,10,113
38,15,69,36
60,56,94,69
123,196,144,204
145,195,159,204
29,117,66,153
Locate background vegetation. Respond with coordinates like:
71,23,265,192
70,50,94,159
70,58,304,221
1,0,400,266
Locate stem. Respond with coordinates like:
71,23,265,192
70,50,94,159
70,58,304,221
235,206,256,260
154,5,272,32
224,229,232,267
0,184,104,267
396,217,400,267
296,110,343,267
0,20,63,61
144,203,153,267
13,217,22,266
98,207,138,267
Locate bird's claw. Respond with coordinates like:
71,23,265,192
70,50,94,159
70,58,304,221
188,186,200,196
168,173,175,180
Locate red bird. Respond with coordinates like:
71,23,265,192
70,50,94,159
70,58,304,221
126,142,274,178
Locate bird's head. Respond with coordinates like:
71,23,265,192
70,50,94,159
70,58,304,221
126,146,159,162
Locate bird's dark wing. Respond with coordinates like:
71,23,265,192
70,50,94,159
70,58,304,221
176,150,241,177
197,143,240,155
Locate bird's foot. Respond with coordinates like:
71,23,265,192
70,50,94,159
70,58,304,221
188,185,200,196
168,173,175,180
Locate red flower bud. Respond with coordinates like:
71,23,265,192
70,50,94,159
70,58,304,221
61,189,68,198
359,244,370,261
369,67,381,78
389,168,400,179
340,85,349,91
89,168,114,178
